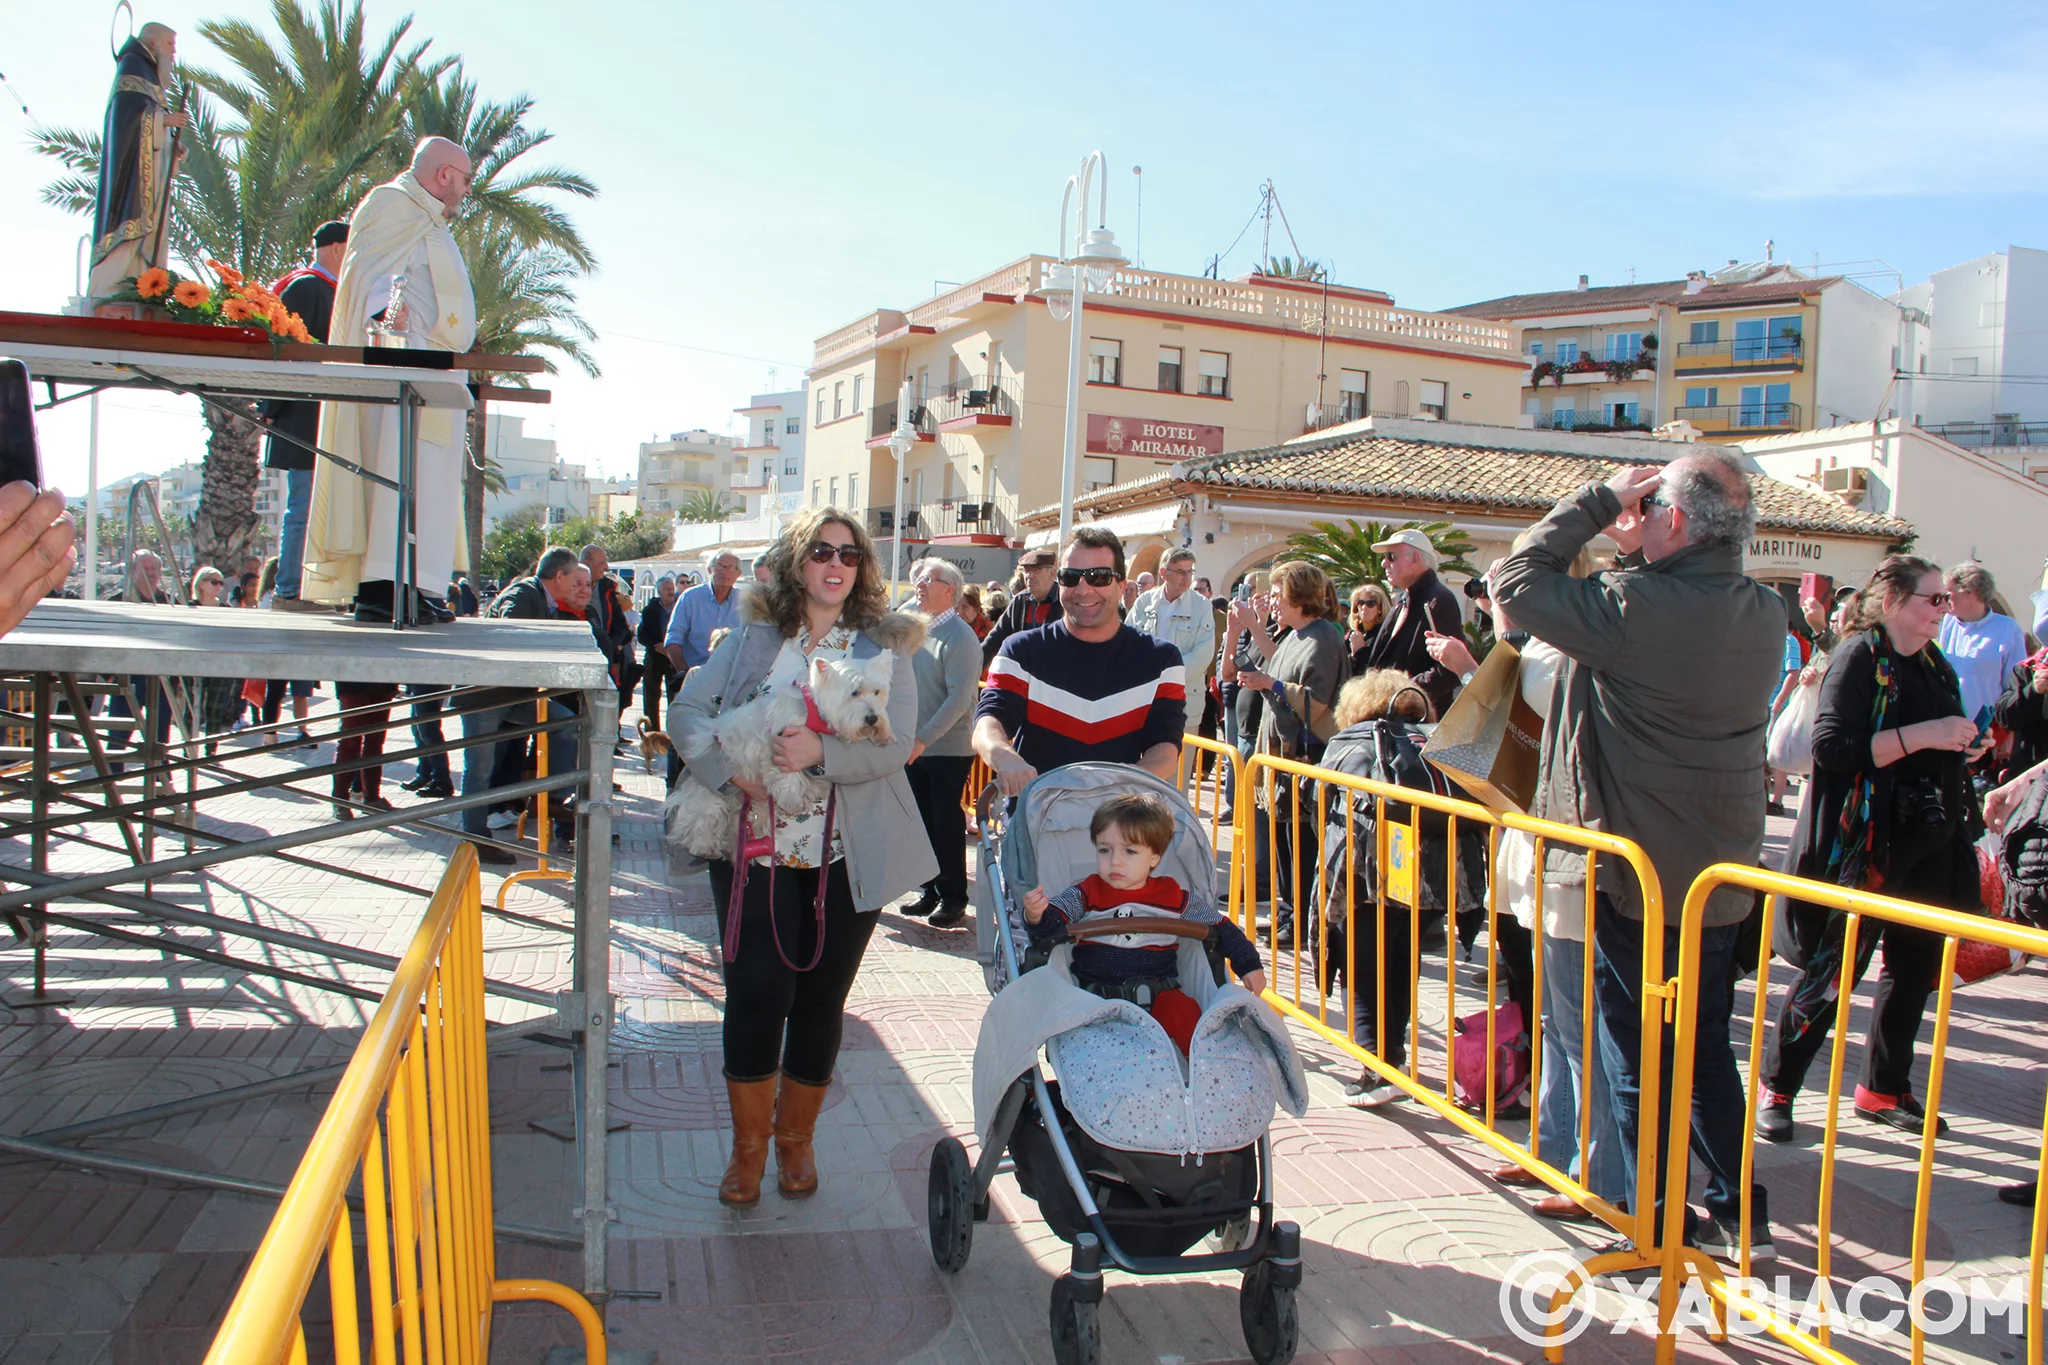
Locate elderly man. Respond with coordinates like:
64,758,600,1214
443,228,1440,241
1939,562,2027,727
1359,528,1465,717
1129,548,1216,733
1494,451,1786,1263
637,574,680,726
664,549,741,676
303,137,476,624
904,559,983,928
580,543,634,709
974,527,1185,795
981,545,1062,664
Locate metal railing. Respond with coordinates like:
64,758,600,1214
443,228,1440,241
1533,411,1653,433
929,374,1018,426
1672,402,1802,431
1926,419,2048,449
868,399,935,442
1674,337,1804,366
202,846,604,1365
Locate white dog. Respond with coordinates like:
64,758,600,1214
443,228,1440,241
665,651,895,860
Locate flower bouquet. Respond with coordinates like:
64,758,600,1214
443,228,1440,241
108,259,314,344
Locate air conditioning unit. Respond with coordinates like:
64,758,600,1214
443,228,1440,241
1820,466,1868,500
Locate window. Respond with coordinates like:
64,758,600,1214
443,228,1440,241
1197,350,1230,398
912,470,924,509
852,375,864,413
786,416,800,435
816,391,826,425
1419,379,1448,420
1734,318,1767,362
1157,346,1184,393
1767,315,1802,359
916,365,930,405
761,460,774,484
1608,400,1640,426
1685,386,1719,409
1688,320,1720,345
1738,382,1792,427
1083,456,1116,491
784,457,799,477
1528,341,1544,361
829,476,839,506
1604,332,1644,362
1953,356,1981,376
848,474,858,509
1088,338,1122,386
812,479,822,506
1338,368,1369,420
832,383,844,420
1554,339,1580,365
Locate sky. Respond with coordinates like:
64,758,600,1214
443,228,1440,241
5,0,2048,498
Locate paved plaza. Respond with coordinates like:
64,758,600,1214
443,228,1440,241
0,699,2043,1365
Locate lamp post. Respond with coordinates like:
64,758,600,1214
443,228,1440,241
886,377,916,598
1033,151,1128,546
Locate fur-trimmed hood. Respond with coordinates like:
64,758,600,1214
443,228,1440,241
734,582,927,653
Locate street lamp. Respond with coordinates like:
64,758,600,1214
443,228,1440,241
1032,150,1128,545
886,377,917,597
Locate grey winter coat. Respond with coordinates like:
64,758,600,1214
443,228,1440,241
912,612,983,757
673,586,939,911
1492,482,1786,927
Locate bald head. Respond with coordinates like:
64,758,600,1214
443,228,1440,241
410,137,472,217
138,22,176,69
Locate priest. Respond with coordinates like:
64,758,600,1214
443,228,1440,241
301,137,476,623
88,22,185,309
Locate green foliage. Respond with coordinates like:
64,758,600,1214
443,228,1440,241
1280,518,1479,591
602,510,674,562
674,489,735,524
482,505,675,583
481,505,546,583
1261,255,1325,282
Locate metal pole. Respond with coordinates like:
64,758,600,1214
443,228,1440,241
575,688,618,1300
84,394,100,600
1057,240,1087,547
888,378,911,596
395,381,415,629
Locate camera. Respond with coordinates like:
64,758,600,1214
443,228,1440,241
1462,577,1490,601
1891,777,1947,834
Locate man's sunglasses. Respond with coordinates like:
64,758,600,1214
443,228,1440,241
1057,567,1122,588
806,542,864,567
1640,492,1672,511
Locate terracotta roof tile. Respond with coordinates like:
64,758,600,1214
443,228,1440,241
1439,280,1690,319
1672,276,1842,310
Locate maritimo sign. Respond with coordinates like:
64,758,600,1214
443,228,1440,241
1087,414,1225,460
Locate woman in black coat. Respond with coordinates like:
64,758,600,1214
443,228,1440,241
1757,555,1990,1144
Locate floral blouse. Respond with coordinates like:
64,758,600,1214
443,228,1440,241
746,621,853,869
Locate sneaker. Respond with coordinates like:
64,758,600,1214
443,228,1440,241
1691,1214,1777,1265
1348,1080,1409,1110
1342,1071,1376,1098
487,809,521,831
1855,1086,1949,1136
1755,1094,1796,1144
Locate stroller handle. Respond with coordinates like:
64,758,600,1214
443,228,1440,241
974,780,1004,824
1066,916,1213,942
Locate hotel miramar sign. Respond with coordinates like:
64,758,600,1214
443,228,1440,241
1087,414,1226,461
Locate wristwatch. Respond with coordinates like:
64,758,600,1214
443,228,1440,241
1459,668,1477,687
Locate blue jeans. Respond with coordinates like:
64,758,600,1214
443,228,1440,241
275,467,315,598
1594,900,1767,1237
1538,931,1626,1203
460,699,576,837
409,685,451,787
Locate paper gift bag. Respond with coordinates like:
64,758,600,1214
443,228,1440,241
1421,641,1543,814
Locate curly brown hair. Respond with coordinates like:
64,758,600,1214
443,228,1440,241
754,506,891,638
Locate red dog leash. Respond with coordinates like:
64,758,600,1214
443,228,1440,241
721,684,839,970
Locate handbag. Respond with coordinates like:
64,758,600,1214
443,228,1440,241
1767,680,1820,775
1421,641,1542,814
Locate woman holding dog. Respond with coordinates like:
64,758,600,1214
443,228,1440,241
673,507,936,1208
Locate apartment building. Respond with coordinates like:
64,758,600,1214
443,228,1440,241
637,429,740,519
803,257,1524,548
1901,245,2048,468
479,413,592,529
731,386,808,522
1447,263,1907,443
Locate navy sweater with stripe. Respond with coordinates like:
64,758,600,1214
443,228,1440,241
975,621,1186,773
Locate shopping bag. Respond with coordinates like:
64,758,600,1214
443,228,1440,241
1767,681,1820,775
1453,1000,1531,1112
1957,835,2032,986
1422,641,1542,814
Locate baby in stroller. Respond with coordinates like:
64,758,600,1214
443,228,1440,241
1023,792,1265,1054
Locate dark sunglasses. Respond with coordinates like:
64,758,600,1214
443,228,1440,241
806,541,864,567
1641,492,1672,511
1057,566,1122,588
1906,590,1952,608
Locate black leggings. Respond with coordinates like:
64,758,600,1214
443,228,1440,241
708,858,877,1086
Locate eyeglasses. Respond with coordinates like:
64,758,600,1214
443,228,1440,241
1057,567,1121,589
806,542,864,567
1641,493,1672,511
1906,590,1952,608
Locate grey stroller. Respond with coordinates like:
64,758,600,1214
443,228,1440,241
928,763,1309,1365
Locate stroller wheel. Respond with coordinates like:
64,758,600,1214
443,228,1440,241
927,1136,975,1272
1240,1258,1300,1365
1049,1274,1101,1365
1207,1212,1255,1253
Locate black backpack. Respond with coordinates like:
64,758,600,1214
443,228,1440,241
2001,776,2048,930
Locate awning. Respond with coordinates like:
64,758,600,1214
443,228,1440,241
1022,502,1185,550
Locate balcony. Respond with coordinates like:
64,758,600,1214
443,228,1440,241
1301,398,1382,434
1528,354,1656,388
1673,337,1803,374
1532,411,1654,433
866,400,936,448
1672,402,1802,434
915,496,1018,541
1925,418,2048,450
931,375,1018,432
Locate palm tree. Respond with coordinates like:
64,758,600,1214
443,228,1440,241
1261,255,1326,282
1281,518,1477,590
675,490,734,524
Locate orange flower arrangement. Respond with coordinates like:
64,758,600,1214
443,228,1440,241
206,259,245,288
135,267,171,299
220,297,259,323
172,280,210,308
111,263,313,348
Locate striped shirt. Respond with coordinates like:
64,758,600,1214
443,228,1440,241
975,621,1186,772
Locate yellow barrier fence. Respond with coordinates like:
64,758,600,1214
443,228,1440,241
501,696,573,908
1655,863,2048,1365
203,845,604,1365
1229,750,1676,1261
1177,733,1240,854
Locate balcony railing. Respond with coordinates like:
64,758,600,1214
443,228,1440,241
1925,419,2048,449
914,496,1018,539
930,374,1018,426
1533,411,1654,433
1672,402,1802,432
1301,399,1387,434
1674,337,1804,368
868,400,935,442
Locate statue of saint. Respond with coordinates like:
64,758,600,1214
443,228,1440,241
88,21,186,310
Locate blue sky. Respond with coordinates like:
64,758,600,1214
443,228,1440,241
5,0,2047,495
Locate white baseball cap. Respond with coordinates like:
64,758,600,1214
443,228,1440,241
1370,528,1434,556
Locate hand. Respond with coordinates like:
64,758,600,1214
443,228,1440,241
1240,967,1267,995
1226,599,1254,633
772,724,825,772
386,302,410,333
1022,885,1050,924
1799,665,1820,686
907,739,926,764
1347,629,1367,653
2032,658,2048,694
1802,597,1828,632
1987,776,2035,833
0,483,75,638
1238,669,1273,692
165,112,188,131
1908,715,1981,754
1424,630,1477,675
990,746,1037,797
1603,466,1661,554
1966,735,1994,764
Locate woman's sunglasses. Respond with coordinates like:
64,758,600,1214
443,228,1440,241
1057,567,1121,588
806,542,864,567
1906,590,1952,608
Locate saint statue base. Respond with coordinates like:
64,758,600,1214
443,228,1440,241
92,302,152,322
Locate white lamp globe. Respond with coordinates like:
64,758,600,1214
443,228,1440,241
1036,262,1076,322
1075,227,1127,291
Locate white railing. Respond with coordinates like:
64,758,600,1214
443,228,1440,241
906,258,1036,330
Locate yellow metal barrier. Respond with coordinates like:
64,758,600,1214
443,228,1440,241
203,846,604,1365
501,696,573,908
1658,863,2048,1365
1176,733,1240,855
1231,751,1674,1268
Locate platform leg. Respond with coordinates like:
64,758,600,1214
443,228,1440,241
575,688,617,1303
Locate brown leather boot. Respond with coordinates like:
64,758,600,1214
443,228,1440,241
719,1077,777,1207
772,1076,831,1198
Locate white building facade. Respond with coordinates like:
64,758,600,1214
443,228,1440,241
1901,245,2048,452
478,413,591,529
732,385,808,525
